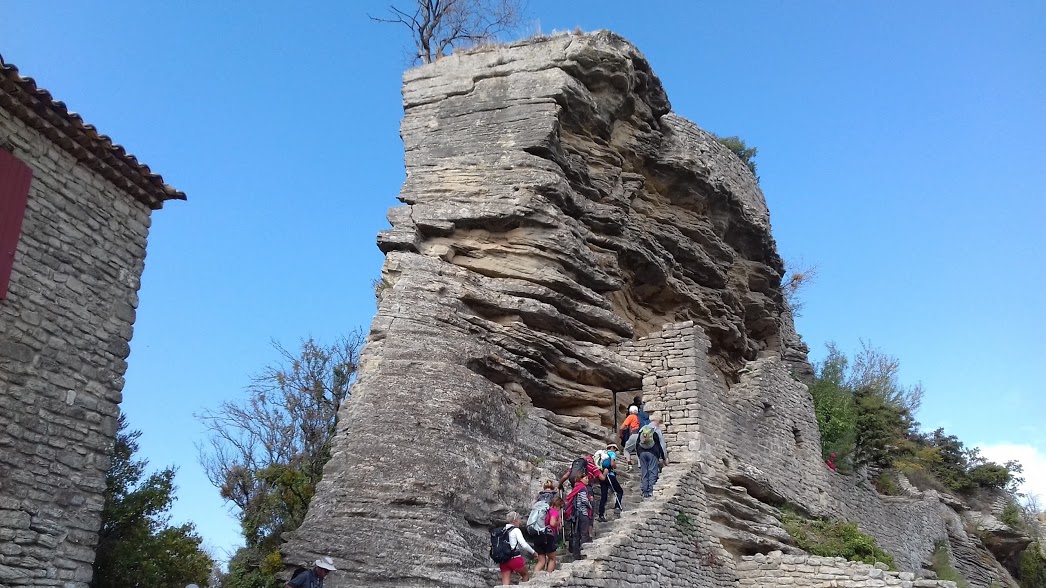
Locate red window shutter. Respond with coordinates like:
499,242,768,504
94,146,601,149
0,149,33,300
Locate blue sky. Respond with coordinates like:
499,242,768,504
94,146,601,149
4,0,1044,562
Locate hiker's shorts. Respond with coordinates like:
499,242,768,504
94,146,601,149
534,531,558,554
499,556,526,573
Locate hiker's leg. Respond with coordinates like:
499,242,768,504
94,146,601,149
611,475,624,507
569,519,580,556
548,552,557,572
638,452,649,494
501,569,511,585
640,452,657,495
598,480,610,517
534,552,545,572
580,513,592,544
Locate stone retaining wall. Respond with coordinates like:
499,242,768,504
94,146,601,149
617,322,952,574
737,552,957,588
0,103,153,586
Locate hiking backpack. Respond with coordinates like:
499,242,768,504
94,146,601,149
638,408,651,427
290,567,308,580
489,526,516,564
526,500,551,535
638,425,656,450
592,449,611,470
568,457,588,483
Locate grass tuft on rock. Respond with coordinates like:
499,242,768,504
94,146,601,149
781,508,896,569
931,543,971,588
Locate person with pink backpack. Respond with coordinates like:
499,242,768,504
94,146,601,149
534,495,564,573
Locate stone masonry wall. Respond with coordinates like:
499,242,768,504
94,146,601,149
737,552,957,588
529,460,740,588
0,105,153,587
617,322,952,574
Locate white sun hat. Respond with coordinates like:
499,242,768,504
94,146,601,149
315,556,337,571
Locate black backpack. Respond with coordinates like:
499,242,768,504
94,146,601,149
291,567,308,580
568,457,587,483
489,526,516,564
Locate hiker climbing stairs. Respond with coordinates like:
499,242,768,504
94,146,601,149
519,460,724,588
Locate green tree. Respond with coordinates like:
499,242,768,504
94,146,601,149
808,342,919,470
852,388,910,470
808,344,856,463
847,341,924,416
714,135,759,178
197,334,363,584
91,413,213,588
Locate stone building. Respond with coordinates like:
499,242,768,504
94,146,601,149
0,60,182,586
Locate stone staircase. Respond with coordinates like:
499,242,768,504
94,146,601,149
501,459,732,587
556,462,643,565
476,462,649,586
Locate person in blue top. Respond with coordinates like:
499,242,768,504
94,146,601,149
285,556,336,588
597,443,624,522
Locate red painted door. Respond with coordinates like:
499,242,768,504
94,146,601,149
0,149,33,300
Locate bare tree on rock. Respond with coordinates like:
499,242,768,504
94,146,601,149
372,0,526,64
782,258,819,318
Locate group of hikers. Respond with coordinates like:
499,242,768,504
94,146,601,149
490,398,669,585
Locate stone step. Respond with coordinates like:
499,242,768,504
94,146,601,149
482,463,668,585
484,462,686,587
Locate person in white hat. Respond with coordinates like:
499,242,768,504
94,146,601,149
285,555,336,588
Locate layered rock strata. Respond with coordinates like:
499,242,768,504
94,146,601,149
284,31,1014,588
284,31,801,587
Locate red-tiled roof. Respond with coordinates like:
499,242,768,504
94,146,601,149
0,59,185,209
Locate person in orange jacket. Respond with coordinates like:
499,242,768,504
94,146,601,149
619,405,641,457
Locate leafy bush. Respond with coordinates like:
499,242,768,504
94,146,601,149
970,463,1016,491
1002,502,1023,528
873,470,901,496
896,462,949,494
1019,542,1046,588
224,553,281,588
781,509,896,569
931,543,971,588
904,429,1024,495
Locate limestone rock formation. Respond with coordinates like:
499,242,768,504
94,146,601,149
283,31,1018,588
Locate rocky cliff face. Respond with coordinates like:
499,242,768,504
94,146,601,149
283,31,1015,588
